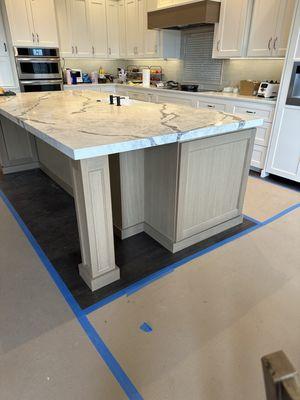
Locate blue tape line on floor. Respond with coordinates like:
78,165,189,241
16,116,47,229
0,190,143,400
85,202,300,315
140,322,153,333
243,214,262,225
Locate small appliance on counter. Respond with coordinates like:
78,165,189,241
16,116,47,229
70,69,83,83
239,80,261,96
257,81,280,98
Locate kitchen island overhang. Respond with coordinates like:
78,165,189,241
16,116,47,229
0,90,263,291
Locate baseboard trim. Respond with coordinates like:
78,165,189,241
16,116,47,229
1,161,40,174
114,222,144,239
145,215,244,253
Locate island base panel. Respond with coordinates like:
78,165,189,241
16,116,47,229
0,116,39,174
71,156,120,291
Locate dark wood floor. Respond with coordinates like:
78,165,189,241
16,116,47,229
0,169,258,309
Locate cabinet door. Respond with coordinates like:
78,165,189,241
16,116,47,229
29,0,59,46
213,0,250,58
107,0,120,58
54,0,73,57
0,57,14,87
4,0,34,46
136,0,144,56
69,0,92,57
89,0,108,57
273,0,296,57
144,0,159,58
0,9,9,57
118,0,127,57
125,0,137,57
247,0,279,57
267,107,300,181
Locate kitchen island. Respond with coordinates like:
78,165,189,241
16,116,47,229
0,90,263,291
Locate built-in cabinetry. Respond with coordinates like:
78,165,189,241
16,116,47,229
0,7,14,87
247,0,296,57
0,116,39,173
115,85,275,170
4,0,58,47
265,0,300,182
213,0,251,58
213,0,296,59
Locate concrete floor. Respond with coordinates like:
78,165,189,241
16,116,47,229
0,175,299,399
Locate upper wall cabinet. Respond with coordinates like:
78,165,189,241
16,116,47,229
69,0,91,57
5,0,58,47
106,0,120,58
89,0,108,58
247,0,296,57
212,0,251,58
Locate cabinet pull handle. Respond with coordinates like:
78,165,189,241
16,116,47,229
217,40,220,51
4,42,7,52
246,110,256,114
75,46,78,54
92,46,95,55
32,32,35,42
154,44,158,53
108,47,111,55
273,36,278,51
72,46,74,54
268,37,272,51
36,33,39,43
207,104,215,108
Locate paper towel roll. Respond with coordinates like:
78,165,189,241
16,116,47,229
142,68,150,88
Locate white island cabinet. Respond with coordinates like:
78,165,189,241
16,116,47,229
0,91,262,291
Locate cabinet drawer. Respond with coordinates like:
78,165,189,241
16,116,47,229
251,144,267,169
197,101,226,112
156,94,194,107
232,104,274,123
255,123,272,146
128,91,151,102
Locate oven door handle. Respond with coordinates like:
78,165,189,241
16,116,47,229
21,80,63,85
16,58,60,62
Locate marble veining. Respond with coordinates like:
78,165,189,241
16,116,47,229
0,90,263,160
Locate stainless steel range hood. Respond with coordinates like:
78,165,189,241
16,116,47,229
148,0,220,30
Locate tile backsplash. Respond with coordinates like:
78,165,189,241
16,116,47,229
62,57,284,88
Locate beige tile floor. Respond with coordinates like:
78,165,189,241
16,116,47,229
0,175,299,400
243,176,300,221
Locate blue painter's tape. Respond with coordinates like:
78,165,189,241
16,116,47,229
140,322,153,333
0,190,143,400
84,202,300,315
243,214,262,225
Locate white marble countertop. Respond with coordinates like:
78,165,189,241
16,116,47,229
0,90,263,160
64,83,277,106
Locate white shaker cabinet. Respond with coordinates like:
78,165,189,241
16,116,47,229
247,0,295,57
69,0,91,57
29,0,59,46
213,0,251,58
89,0,108,58
0,8,15,87
5,0,58,47
118,0,127,57
54,0,73,57
125,0,138,57
106,0,120,58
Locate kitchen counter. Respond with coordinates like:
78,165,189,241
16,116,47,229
64,83,277,106
0,90,262,160
0,90,262,291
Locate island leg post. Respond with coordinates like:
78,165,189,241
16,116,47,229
70,156,120,291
